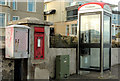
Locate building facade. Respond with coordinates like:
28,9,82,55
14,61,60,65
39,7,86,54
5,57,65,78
0,0,44,79
111,1,120,46
44,0,88,36
111,1,120,40
65,2,84,36
44,0,69,35
112,11,120,37
44,0,118,37
44,0,98,36
0,0,44,27
0,0,44,48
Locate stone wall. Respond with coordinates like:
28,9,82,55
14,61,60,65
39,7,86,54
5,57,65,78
0,49,14,80
50,34,77,48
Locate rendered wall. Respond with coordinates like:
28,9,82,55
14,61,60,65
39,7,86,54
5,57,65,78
27,25,50,79
111,48,120,66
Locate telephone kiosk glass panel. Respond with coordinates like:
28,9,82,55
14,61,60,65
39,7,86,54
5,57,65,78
80,13,101,70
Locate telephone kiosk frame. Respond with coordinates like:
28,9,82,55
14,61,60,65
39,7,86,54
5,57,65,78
77,2,112,74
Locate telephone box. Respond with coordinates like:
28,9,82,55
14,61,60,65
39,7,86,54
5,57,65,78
34,27,44,60
78,2,112,72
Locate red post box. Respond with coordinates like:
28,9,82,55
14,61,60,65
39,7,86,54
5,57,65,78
34,27,44,60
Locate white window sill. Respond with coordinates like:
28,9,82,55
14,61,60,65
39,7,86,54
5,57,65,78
27,11,36,13
0,4,10,8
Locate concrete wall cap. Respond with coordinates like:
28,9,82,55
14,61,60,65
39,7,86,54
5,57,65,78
6,25,30,29
8,17,53,26
8,17,44,25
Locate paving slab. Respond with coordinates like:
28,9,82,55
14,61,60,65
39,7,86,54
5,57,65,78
52,64,120,81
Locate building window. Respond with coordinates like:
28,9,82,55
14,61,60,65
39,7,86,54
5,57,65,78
69,2,77,6
66,25,69,36
13,0,17,10
112,14,117,20
78,2,84,6
12,16,19,21
8,13,10,22
112,14,118,25
67,9,78,21
44,4,47,10
119,15,120,25
69,1,84,6
0,13,5,27
71,24,77,35
27,0,36,12
0,0,11,6
44,16,47,20
8,0,10,6
0,0,5,5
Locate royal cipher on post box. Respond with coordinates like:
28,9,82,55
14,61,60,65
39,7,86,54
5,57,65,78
5,25,30,59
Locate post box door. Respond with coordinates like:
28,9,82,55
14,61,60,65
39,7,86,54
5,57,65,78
34,33,44,59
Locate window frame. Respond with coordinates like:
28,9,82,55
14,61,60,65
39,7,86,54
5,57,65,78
0,0,7,5
71,24,77,36
44,15,47,20
7,13,10,22
112,14,118,20
27,0,36,12
44,4,47,10
112,14,118,25
0,12,6,28
7,0,11,6
0,0,11,6
12,0,17,10
67,9,78,21
12,16,19,21
66,25,69,36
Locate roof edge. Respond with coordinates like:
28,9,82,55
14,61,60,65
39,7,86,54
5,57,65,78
78,2,108,11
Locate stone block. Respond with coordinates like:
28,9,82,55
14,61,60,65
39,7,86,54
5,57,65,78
34,67,49,79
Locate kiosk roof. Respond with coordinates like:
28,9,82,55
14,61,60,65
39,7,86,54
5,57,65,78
78,2,108,11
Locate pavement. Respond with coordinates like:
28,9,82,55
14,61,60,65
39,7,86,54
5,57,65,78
52,64,120,81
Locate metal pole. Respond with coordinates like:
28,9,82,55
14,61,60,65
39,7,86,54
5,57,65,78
77,14,80,75
100,11,104,78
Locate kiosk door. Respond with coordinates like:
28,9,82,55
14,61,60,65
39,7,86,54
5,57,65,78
79,12,111,71
103,13,111,70
79,12,101,71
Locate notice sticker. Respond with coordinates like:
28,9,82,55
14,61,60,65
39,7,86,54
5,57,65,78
38,39,41,47
85,57,88,64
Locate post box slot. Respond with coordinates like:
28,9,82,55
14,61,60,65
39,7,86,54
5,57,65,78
37,38,41,47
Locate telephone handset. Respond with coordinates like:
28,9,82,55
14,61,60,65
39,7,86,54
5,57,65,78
82,33,87,43
81,33,89,55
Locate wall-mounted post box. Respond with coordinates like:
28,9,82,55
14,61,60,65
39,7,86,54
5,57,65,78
5,25,30,59
34,27,44,60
